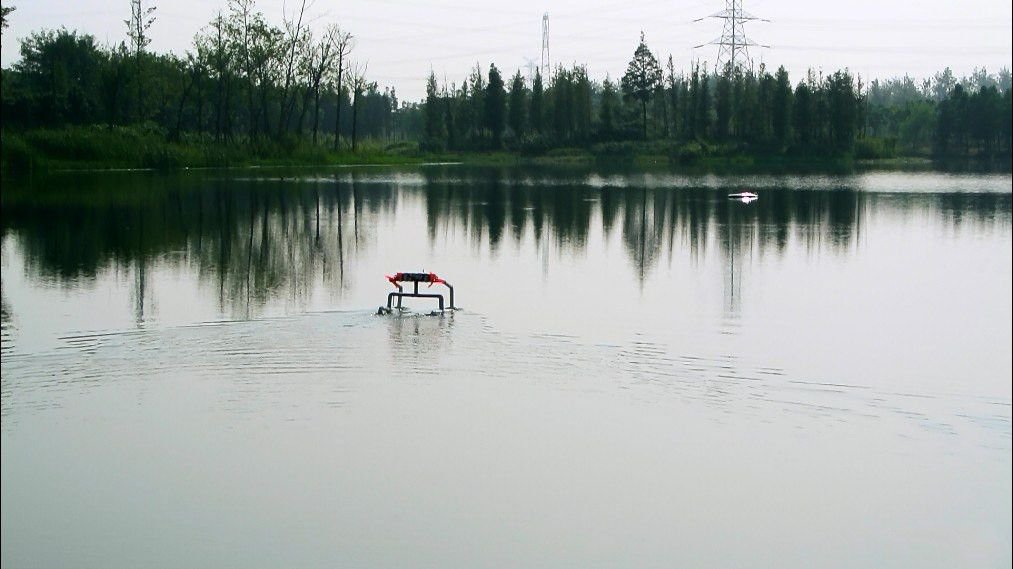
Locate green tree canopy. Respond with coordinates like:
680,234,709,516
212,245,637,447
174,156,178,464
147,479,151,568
772,66,793,149
1,4,15,33
484,63,506,147
530,70,544,134
621,31,662,140
507,70,526,139
13,29,105,125
424,70,446,149
599,77,618,140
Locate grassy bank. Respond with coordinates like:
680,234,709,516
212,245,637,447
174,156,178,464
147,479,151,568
4,126,1002,176
1,125,435,174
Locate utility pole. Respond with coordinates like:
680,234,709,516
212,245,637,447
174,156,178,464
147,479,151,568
694,0,768,72
540,13,550,79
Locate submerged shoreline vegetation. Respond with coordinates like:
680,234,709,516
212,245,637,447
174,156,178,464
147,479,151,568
0,3,1011,175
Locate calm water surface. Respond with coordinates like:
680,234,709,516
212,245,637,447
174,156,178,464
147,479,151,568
2,166,1011,568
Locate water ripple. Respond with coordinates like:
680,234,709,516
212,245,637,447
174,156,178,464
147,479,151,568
2,310,1009,450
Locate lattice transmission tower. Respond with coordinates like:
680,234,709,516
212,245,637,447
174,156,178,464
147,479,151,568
523,57,538,84
540,13,550,79
695,0,768,72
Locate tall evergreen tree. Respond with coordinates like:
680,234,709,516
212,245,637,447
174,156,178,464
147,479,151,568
621,31,663,140
598,77,618,140
551,67,571,139
715,65,732,141
507,70,527,139
444,86,458,150
793,81,814,150
468,63,485,142
530,70,544,134
573,66,592,141
484,63,506,147
695,64,711,138
735,68,759,141
424,71,445,149
827,69,858,153
666,55,679,138
1003,87,1012,155
678,80,691,140
757,67,776,144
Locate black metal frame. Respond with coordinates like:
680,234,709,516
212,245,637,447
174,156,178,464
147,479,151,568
380,272,455,314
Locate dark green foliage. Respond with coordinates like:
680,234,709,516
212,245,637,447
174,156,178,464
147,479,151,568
2,9,1009,169
793,81,814,150
546,65,592,144
826,70,858,153
423,72,446,151
935,83,1010,158
1,4,15,32
530,71,545,135
468,64,485,142
1,5,412,161
591,141,636,161
598,78,618,141
897,101,934,154
9,29,105,127
0,124,425,174
854,136,897,159
772,66,792,149
484,64,506,148
675,140,708,164
1004,88,1012,154
621,32,663,141
686,63,713,140
665,56,679,138
715,67,732,141
517,133,551,156
507,71,526,140
1,130,36,173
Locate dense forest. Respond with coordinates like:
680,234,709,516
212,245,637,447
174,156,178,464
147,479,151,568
423,33,1012,161
1,1,1010,169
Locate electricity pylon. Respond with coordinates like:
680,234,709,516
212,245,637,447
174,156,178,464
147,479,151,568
540,13,550,79
694,0,768,72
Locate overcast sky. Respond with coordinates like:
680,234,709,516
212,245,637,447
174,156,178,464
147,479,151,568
2,0,1011,101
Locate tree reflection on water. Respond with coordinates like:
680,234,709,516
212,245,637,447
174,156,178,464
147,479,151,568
1,166,1008,321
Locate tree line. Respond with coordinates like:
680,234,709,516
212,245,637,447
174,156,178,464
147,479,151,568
422,33,1011,159
0,0,410,150
1,5,1010,162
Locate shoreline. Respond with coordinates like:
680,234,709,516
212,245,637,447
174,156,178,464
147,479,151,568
3,127,1009,177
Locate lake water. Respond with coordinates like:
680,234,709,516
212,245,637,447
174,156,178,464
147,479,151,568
2,166,1011,569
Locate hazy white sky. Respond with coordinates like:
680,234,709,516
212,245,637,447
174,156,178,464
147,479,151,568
2,0,1011,101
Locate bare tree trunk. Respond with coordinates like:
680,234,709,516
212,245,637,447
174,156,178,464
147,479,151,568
351,85,360,152
642,100,648,141
278,0,308,140
333,60,345,151
312,89,322,144
350,63,367,152
331,32,353,151
173,58,201,142
310,26,340,146
297,85,313,136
